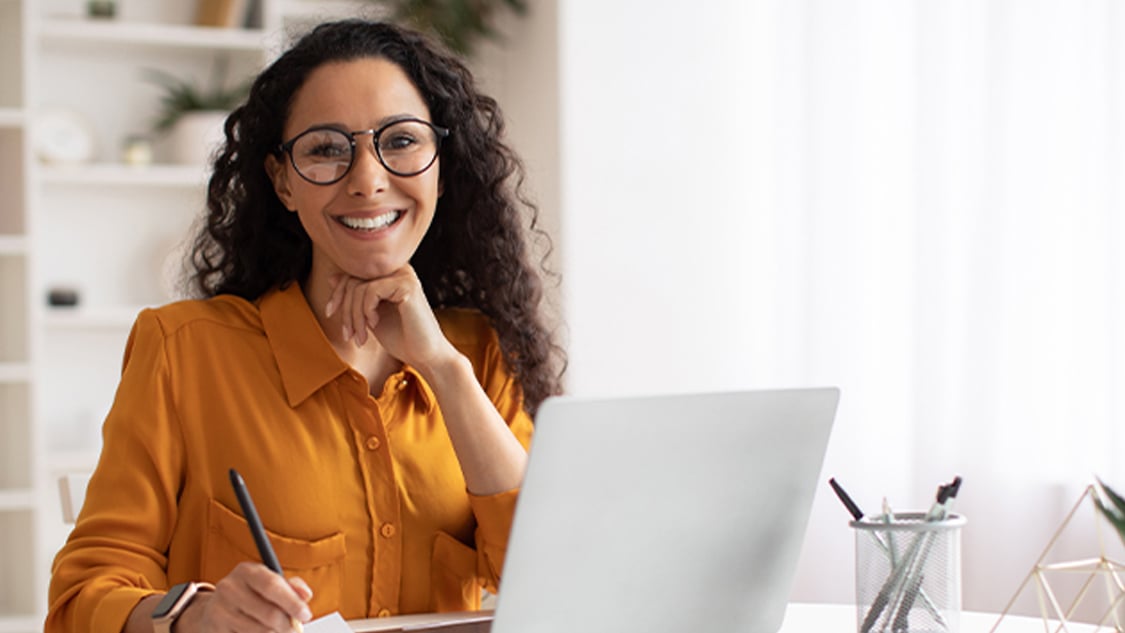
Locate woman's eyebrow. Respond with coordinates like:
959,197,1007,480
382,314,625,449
301,114,427,133
371,113,429,128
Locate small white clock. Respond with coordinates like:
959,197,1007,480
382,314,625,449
34,108,96,164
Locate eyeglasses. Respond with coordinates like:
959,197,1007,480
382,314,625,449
277,118,450,185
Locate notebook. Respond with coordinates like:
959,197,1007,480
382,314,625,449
349,387,840,633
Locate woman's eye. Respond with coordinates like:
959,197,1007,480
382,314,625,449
307,142,349,158
382,134,418,151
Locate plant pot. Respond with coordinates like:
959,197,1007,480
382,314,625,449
167,110,228,165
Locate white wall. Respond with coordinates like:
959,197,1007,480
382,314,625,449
555,0,866,605
553,0,1125,618
558,0,782,397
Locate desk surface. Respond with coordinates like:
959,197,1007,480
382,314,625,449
347,602,1104,632
778,603,1102,632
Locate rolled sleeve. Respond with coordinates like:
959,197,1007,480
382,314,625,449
469,487,521,590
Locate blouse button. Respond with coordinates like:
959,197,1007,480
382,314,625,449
365,436,381,451
377,608,392,618
380,522,396,538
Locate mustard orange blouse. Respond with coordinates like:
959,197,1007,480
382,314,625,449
45,283,533,633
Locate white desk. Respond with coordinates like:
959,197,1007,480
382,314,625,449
778,603,1102,632
347,602,1105,632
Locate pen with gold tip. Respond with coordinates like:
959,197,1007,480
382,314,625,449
229,468,305,633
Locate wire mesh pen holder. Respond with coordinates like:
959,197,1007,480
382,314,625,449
853,512,967,633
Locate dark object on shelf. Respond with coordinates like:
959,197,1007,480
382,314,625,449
47,288,80,307
87,1,117,18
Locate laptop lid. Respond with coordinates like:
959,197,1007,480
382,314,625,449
491,387,839,633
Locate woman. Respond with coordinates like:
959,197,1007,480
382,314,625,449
46,19,563,633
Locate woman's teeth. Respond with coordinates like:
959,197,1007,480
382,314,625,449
339,210,401,231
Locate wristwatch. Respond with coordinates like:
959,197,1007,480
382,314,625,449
151,581,215,633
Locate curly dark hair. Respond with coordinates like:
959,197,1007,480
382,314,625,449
190,19,565,414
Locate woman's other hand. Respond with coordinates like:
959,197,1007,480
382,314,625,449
187,563,312,633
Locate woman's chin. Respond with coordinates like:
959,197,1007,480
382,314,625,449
346,259,407,281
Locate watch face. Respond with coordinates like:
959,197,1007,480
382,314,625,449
152,582,192,618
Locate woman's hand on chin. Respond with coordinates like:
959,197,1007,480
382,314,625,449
325,265,460,372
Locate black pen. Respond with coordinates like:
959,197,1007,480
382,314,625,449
229,468,304,632
828,477,865,521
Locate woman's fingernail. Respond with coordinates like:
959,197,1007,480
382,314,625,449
300,607,313,622
325,300,335,317
342,325,352,341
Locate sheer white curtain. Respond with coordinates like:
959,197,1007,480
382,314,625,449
560,0,1125,614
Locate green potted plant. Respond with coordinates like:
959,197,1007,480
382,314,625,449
374,0,527,57
1095,478,1125,547
144,57,249,164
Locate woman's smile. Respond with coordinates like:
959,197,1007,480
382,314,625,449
336,208,405,233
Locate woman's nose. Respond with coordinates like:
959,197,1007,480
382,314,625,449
346,140,390,197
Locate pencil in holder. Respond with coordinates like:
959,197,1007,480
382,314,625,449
852,512,966,633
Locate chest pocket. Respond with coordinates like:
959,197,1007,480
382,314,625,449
203,498,347,616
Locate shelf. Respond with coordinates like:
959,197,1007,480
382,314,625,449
0,363,30,383
0,109,23,128
42,306,144,329
0,615,40,633
281,0,382,19
47,449,100,474
39,163,208,187
38,19,271,52
0,236,26,255
0,489,33,512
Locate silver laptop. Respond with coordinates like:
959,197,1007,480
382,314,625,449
348,387,839,633
492,387,839,633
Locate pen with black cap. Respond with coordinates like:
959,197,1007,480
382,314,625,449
229,468,305,633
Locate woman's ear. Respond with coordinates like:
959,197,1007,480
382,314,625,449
264,154,296,211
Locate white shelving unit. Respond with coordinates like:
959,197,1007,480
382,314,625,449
0,0,34,629
0,236,27,255
38,19,274,50
40,163,209,187
0,491,35,512
0,109,23,127
0,364,31,382
1,1,518,629
0,2,368,630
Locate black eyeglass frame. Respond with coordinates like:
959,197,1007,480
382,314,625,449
277,117,450,185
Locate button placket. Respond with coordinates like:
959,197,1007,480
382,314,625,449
360,394,403,616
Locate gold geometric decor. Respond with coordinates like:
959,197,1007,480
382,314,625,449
989,485,1125,632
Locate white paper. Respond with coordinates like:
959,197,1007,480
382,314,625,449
303,612,353,633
